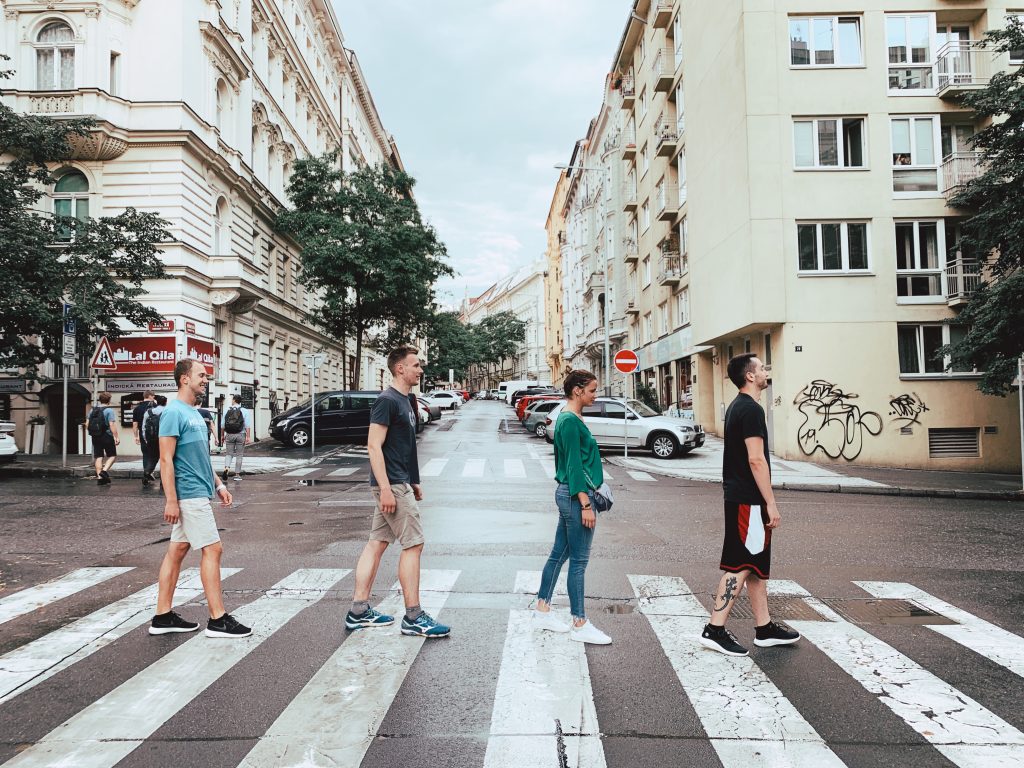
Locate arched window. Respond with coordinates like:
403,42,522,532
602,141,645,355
53,170,89,240
37,21,75,90
215,79,228,133
214,196,229,254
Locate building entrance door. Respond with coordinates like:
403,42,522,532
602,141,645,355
42,382,89,455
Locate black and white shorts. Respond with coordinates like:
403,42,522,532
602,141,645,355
719,501,772,579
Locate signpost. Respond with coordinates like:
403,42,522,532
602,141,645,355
614,350,640,458
302,353,326,456
62,303,75,468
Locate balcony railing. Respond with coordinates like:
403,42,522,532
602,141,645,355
622,237,639,264
625,287,639,315
942,152,983,198
619,75,635,109
623,183,638,211
584,271,606,300
655,117,678,157
621,125,637,159
656,254,683,286
653,48,675,92
937,41,992,98
656,184,678,220
945,257,982,306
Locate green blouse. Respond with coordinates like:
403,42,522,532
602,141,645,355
553,410,604,495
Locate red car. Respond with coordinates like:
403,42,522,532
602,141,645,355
517,393,563,422
459,390,470,401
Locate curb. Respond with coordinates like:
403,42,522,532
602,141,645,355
605,457,1023,502
0,465,291,480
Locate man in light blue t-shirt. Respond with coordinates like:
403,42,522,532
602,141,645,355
149,357,251,639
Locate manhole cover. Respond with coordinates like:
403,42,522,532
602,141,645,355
435,421,456,432
821,598,954,625
723,595,826,622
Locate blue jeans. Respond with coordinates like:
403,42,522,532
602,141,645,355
538,483,595,620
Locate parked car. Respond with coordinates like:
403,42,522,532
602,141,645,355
424,391,462,410
269,391,381,448
458,390,470,402
510,386,557,407
516,392,563,422
523,399,564,438
0,422,19,463
417,396,442,421
414,398,429,433
544,397,705,458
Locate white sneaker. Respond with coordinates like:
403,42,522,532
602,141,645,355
533,609,570,633
569,620,611,645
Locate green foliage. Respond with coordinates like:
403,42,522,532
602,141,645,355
276,154,452,386
0,57,170,374
943,20,1024,394
635,382,661,413
475,311,527,365
421,309,528,384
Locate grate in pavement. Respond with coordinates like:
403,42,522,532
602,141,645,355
821,598,954,626
434,421,456,432
722,595,826,622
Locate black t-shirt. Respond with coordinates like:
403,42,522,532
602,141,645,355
369,387,420,487
722,392,770,504
132,401,153,440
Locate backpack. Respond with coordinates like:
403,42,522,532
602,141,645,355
143,409,161,446
87,407,108,437
223,406,245,434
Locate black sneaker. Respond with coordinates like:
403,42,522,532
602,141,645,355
145,472,156,482
98,470,111,486
205,612,252,638
221,468,230,482
699,623,749,657
148,611,199,635
754,620,801,647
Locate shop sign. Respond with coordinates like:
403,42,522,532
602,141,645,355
148,320,175,333
186,336,219,377
636,328,707,370
106,336,177,374
240,383,255,410
0,379,27,394
103,378,177,393
185,321,197,334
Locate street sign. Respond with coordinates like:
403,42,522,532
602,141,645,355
90,337,117,370
148,320,175,333
614,349,640,374
185,321,197,334
62,335,76,366
303,353,326,370
63,303,75,335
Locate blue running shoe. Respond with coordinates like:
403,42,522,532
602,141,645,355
400,610,450,638
345,607,395,631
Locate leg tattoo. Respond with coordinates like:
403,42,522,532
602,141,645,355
713,576,738,613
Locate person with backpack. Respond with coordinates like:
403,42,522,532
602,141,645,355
132,391,157,485
87,392,119,485
141,395,167,486
220,394,251,482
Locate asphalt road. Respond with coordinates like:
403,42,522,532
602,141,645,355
0,399,1022,768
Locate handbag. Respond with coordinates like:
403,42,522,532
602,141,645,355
583,468,614,513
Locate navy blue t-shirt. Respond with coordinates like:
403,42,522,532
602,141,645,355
368,387,420,487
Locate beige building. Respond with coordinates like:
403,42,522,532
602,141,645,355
557,0,1022,472
544,171,569,388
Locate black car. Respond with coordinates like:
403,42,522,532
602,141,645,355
269,391,381,448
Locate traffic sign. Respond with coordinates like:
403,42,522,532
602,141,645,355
614,349,640,374
63,303,75,335
302,353,326,370
62,335,76,365
90,337,117,370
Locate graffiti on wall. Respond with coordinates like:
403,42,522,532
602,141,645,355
888,392,929,428
793,380,883,461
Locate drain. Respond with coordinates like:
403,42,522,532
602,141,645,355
603,604,635,614
822,598,954,626
724,595,826,622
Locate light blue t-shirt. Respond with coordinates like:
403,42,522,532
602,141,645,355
159,398,215,500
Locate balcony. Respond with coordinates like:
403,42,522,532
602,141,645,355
623,183,638,212
619,75,635,109
656,184,678,221
937,41,992,100
584,271,606,301
622,237,639,264
653,1,673,28
621,126,637,160
656,253,683,286
652,48,675,92
655,117,678,157
941,152,983,201
625,288,640,315
945,257,982,307
602,132,620,155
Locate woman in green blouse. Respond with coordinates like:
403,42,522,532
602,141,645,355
533,369,611,645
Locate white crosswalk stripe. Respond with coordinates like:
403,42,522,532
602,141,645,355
461,458,486,478
773,580,1024,768
538,458,556,479
419,458,448,477
514,570,568,598
282,467,319,477
626,470,655,482
326,466,360,477
5,569,349,768
238,569,459,767
0,567,133,626
503,458,526,478
629,575,846,767
0,567,240,705
855,581,1024,680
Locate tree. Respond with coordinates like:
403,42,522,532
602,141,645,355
943,20,1024,395
277,154,452,387
422,311,481,383
0,57,170,374
475,311,528,367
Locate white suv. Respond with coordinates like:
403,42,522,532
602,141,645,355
544,397,705,458
0,422,19,463
424,391,462,410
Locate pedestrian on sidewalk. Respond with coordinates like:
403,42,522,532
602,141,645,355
197,404,217,454
149,358,251,639
133,390,157,485
534,369,612,645
87,392,119,485
141,395,167,486
345,345,450,639
699,353,800,657
220,394,251,482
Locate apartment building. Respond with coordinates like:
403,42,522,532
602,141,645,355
0,0,400,455
544,171,569,388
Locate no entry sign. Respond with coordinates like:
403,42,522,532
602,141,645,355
614,349,640,374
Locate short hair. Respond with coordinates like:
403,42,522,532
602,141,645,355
144,390,155,399
387,345,420,374
727,353,759,389
98,391,112,404
155,395,167,406
232,394,242,404
174,357,200,387
563,369,597,398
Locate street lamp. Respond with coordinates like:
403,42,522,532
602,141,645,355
554,163,613,396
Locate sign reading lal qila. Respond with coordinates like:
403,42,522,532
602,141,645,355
186,336,220,377
107,336,177,374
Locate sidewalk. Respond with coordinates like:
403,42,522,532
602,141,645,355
608,435,1023,501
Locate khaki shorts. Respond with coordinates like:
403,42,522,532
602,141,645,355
170,497,221,549
369,484,424,549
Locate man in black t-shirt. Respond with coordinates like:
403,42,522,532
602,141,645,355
132,391,157,484
699,353,800,657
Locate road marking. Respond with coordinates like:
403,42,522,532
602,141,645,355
538,458,556,479
628,575,846,768
483,608,606,768
420,458,448,477
773,579,1024,767
601,469,613,480
238,569,460,768
0,568,240,705
282,467,319,477
326,467,359,477
4,569,349,768
514,570,568,598
0,567,134,626
462,458,486,478
855,581,1024,680
626,470,656,482
504,459,526,478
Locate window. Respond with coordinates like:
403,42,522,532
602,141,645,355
895,220,945,300
639,87,648,120
887,14,935,91
642,255,651,286
673,13,683,67
36,21,75,90
604,402,627,420
941,124,974,159
1010,14,1024,64
891,117,939,193
641,200,650,231
643,313,652,344
764,333,772,366
679,217,688,255
213,197,229,253
109,53,120,97
789,16,862,66
677,288,690,327
53,170,89,239
797,222,870,272
793,118,865,168
215,79,228,133
898,324,974,375
659,302,669,336
641,142,650,176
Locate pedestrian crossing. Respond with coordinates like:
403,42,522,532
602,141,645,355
2,565,1022,767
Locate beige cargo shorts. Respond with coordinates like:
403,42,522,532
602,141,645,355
369,483,425,549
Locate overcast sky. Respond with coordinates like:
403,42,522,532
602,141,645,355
332,1,628,307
